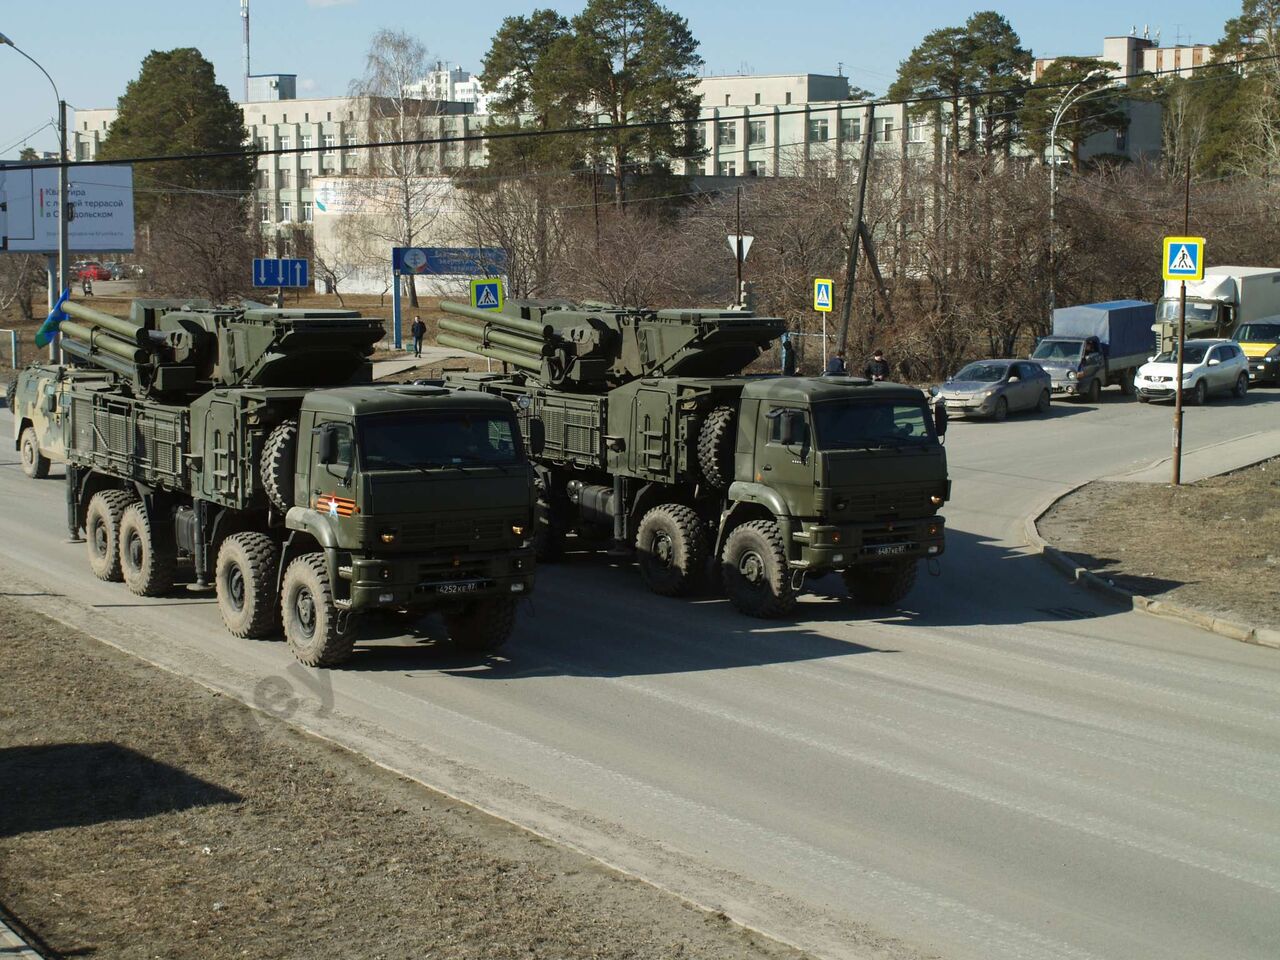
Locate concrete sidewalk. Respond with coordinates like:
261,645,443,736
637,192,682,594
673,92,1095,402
0,915,41,958
371,345,485,381
1106,428,1280,483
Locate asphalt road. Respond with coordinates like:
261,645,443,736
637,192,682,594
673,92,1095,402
4,389,1280,960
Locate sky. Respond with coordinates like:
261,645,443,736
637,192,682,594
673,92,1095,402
0,0,1241,159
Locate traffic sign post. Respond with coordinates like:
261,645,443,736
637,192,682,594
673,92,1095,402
391,247,508,352
1164,236,1205,486
814,278,833,369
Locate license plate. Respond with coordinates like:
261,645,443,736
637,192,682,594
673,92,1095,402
869,543,910,556
436,580,482,595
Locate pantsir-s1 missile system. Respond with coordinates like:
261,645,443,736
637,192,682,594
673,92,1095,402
53,299,536,666
442,298,950,616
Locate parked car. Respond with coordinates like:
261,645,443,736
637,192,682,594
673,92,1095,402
1134,339,1250,404
1234,319,1280,385
933,359,1052,420
104,261,129,280
77,261,111,282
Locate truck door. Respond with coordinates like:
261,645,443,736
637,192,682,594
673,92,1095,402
309,419,357,516
757,404,814,515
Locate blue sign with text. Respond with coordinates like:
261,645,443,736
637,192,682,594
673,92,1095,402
393,246,508,276
253,257,309,288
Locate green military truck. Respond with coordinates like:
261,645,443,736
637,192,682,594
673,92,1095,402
9,363,113,478
439,299,949,617
55,299,536,666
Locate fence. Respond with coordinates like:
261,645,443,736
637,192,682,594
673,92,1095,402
0,330,18,370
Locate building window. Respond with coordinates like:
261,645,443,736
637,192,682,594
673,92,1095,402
280,136,292,151
754,93,761,105
281,169,292,187
748,160,766,176
717,121,737,145
690,124,707,148
840,116,861,141
259,203,271,222
724,94,731,106
322,133,336,150
717,160,737,176
282,114,288,123
256,137,268,152
279,201,292,222
299,168,312,187
785,92,792,105
302,201,313,222
908,116,928,143
301,134,313,150
807,118,829,143
256,170,270,188
748,120,766,145
343,134,356,147
76,141,89,161
304,113,310,122
873,117,894,143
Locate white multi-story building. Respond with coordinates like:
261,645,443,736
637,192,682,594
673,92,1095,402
1034,31,1216,84
403,63,491,113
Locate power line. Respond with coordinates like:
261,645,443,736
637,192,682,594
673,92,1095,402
2,51,1275,176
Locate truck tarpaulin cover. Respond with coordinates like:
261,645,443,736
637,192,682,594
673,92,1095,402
1052,300,1156,359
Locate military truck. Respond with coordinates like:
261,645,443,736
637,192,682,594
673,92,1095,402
54,299,536,666
9,363,114,478
1154,266,1280,351
439,299,949,617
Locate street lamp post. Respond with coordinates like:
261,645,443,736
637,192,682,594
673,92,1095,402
1047,76,1104,322
1,33,69,362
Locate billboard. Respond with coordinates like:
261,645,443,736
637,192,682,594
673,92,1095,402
0,164,134,253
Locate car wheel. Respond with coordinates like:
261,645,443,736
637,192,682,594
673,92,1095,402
1233,373,1248,400
1188,379,1207,406
1037,389,1050,413
992,397,1008,421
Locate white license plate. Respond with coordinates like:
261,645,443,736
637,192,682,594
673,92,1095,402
437,581,482,595
870,543,910,556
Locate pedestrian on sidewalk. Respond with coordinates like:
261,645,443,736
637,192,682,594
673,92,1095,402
863,348,890,382
780,332,797,377
411,315,426,358
823,351,847,376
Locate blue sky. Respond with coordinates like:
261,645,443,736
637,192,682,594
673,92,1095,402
0,0,1239,158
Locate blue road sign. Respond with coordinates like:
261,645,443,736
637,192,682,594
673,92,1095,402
1162,236,1205,282
253,257,309,288
470,278,504,311
393,247,508,276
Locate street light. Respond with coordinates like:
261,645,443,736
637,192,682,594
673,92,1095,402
1,32,69,361
1047,73,1106,320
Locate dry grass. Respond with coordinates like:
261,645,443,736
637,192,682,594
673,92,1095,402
1038,458,1280,630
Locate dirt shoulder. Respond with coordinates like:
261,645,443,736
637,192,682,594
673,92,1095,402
1038,457,1280,632
0,603,806,960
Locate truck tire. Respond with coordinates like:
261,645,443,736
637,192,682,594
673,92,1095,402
721,520,796,618
445,597,518,654
1119,370,1136,396
843,559,918,607
3,380,15,411
85,489,135,582
19,427,50,479
534,479,568,562
281,552,352,667
261,420,299,512
1088,378,1102,404
636,503,706,597
216,532,281,638
119,501,176,597
697,405,737,489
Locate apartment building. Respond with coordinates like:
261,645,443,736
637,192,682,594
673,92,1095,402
1034,31,1216,84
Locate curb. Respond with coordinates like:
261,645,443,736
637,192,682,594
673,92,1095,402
0,907,45,959
1024,481,1280,652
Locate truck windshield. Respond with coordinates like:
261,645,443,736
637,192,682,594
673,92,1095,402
1031,340,1081,361
812,400,934,450
358,412,522,469
1156,299,1217,325
1235,323,1280,342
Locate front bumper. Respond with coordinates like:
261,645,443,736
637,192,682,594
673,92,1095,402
790,516,945,572
1248,359,1278,382
1051,379,1087,395
1135,380,1182,401
941,395,997,417
341,547,535,612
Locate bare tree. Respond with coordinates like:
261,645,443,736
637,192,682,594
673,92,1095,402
140,197,259,302
1162,82,1209,177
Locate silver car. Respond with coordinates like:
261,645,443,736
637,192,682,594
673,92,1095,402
934,359,1052,420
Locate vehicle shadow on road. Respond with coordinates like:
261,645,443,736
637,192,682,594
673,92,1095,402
0,742,240,837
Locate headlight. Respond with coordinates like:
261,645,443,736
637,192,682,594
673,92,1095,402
511,524,526,536
379,530,397,544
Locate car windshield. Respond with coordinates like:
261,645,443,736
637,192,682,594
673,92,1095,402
812,400,934,450
1236,323,1280,342
1153,345,1209,364
952,362,1007,382
358,411,522,469
1031,341,1081,361
1157,299,1217,325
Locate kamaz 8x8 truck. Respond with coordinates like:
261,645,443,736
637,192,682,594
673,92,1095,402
55,299,535,666
440,299,949,617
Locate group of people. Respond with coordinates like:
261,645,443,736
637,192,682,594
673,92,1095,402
779,334,890,380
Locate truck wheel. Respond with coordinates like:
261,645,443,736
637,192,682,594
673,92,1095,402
697,405,737,489
119,502,176,597
261,420,298,512
216,532,280,638
843,559,918,607
636,504,706,597
281,553,352,667
1119,371,1136,396
534,491,568,562
19,427,50,479
721,520,796,618
445,597,518,654
85,489,135,582
3,380,15,411
1088,378,1102,403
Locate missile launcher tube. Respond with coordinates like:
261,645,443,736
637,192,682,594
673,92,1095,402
440,300,554,339
436,333,542,372
59,336,138,379
438,317,552,358
59,320,150,364
63,301,150,345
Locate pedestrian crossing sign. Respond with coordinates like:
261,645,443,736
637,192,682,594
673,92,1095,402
1162,236,1205,282
470,277,504,311
813,278,834,313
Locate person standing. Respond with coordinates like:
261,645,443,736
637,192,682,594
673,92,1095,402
411,315,426,358
863,348,890,381
824,351,847,376
780,332,797,376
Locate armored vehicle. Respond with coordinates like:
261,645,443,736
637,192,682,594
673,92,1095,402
54,299,536,666
9,363,114,478
440,299,949,617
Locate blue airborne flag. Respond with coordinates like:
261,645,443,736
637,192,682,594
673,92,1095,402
35,288,72,349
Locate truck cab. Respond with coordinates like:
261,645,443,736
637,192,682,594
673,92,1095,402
10,364,114,478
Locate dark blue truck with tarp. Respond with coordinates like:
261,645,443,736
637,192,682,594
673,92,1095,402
1029,300,1157,402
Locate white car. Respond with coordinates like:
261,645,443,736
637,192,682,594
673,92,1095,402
1134,338,1250,405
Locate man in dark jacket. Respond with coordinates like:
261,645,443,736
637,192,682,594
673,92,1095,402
411,315,426,358
824,351,847,376
780,332,797,376
863,348,890,381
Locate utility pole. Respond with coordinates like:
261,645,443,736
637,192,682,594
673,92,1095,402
735,186,743,306
55,99,68,363
836,103,874,358
1171,156,1191,486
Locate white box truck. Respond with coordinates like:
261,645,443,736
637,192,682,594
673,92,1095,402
1154,266,1280,351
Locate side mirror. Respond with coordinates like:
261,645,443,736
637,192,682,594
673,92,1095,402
314,425,338,464
933,402,949,437
43,393,57,414
1207,358,1221,366
527,420,546,456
